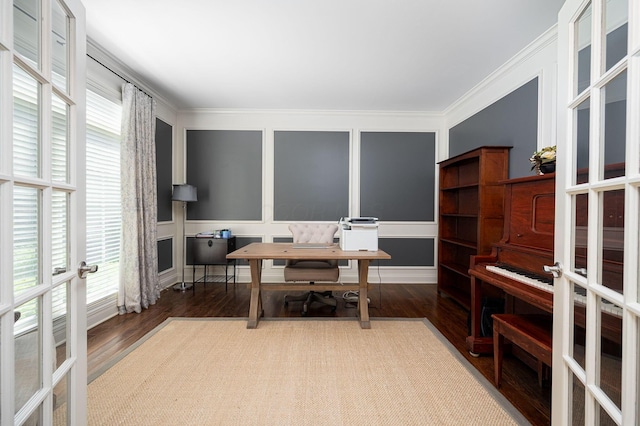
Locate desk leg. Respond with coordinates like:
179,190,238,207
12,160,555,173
247,259,263,329
357,259,371,329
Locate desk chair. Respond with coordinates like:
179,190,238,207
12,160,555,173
284,223,339,316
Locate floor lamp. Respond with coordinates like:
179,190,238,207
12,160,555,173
172,184,198,291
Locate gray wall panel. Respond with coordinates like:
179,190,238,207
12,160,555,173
156,119,173,222
360,132,435,221
378,238,435,267
448,78,538,179
157,238,173,273
274,131,349,221
186,130,263,220
232,236,263,266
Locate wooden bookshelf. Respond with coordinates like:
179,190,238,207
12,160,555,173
437,146,510,309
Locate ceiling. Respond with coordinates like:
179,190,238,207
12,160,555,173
82,0,565,111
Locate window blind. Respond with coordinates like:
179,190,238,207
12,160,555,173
85,89,122,314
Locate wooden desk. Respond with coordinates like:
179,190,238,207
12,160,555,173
226,243,391,329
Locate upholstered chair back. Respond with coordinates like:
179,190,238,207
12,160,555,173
288,223,338,244
285,223,339,282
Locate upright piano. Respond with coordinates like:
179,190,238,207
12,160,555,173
466,172,623,355
466,174,555,354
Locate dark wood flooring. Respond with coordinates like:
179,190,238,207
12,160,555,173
87,282,551,425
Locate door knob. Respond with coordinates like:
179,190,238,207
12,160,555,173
543,262,563,278
77,261,99,279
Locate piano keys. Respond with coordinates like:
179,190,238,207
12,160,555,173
572,286,622,318
485,263,622,317
486,263,553,292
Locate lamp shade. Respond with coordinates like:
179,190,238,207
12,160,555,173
172,184,197,202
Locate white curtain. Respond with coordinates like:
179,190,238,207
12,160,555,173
118,83,160,314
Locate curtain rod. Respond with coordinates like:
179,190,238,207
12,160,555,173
87,53,152,98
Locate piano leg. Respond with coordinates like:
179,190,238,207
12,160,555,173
465,275,495,355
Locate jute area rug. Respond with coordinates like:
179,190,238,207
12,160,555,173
77,318,529,425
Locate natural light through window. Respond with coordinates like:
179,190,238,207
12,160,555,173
86,90,122,307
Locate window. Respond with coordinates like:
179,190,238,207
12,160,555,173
85,89,122,317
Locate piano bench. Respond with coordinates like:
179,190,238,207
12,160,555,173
492,314,552,388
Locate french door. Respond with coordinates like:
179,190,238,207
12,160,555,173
0,0,87,424
554,0,638,424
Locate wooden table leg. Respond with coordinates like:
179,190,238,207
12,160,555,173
357,259,371,329
247,259,262,329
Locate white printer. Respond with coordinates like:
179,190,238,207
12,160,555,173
339,217,379,251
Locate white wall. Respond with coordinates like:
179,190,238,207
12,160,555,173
173,25,560,286
88,22,560,289
175,109,444,284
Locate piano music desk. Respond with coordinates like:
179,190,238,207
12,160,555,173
492,314,552,388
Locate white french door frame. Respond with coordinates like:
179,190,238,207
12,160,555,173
554,0,639,424
0,0,87,424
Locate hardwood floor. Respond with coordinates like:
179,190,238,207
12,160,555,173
87,282,551,425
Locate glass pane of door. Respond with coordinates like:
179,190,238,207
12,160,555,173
604,0,628,71
602,71,626,180
52,94,69,183
573,193,588,276
571,371,586,425
576,3,592,96
52,282,68,367
572,281,587,370
14,297,41,415
14,185,41,295
13,0,40,68
51,0,69,92
575,98,590,184
52,191,69,275
599,296,622,411
600,189,624,293
13,64,40,178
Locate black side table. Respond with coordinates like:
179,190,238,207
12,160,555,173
191,236,236,292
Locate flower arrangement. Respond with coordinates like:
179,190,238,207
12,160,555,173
530,145,556,174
